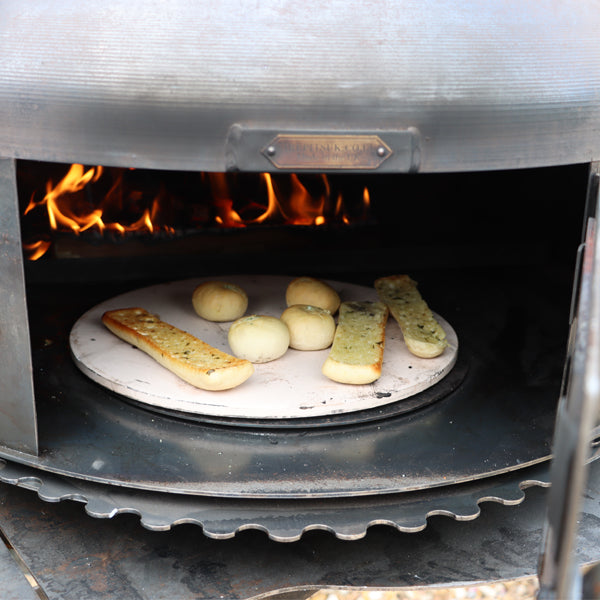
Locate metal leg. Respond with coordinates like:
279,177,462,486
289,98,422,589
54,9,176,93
0,158,38,455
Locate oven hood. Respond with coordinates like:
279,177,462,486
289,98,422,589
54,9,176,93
2,0,600,173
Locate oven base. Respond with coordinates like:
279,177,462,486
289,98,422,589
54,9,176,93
0,456,551,541
0,266,569,499
3,463,600,600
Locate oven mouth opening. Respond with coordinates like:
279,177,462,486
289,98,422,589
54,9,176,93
5,159,588,500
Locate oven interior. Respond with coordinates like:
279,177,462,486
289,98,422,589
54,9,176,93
0,160,590,515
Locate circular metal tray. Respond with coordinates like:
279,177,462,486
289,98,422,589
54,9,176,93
0,269,565,500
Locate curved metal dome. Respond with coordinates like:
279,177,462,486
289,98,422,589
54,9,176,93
1,0,600,172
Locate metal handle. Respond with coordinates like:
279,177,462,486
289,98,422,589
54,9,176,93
538,166,600,599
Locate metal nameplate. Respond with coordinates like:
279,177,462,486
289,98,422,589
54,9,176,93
225,125,421,173
262,134,392,170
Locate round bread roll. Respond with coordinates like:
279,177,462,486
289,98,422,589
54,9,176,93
228,315,290,363
280,304,336,351
285,277,341,314
192,281,248,322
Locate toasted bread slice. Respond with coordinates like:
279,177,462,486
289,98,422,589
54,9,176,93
102,307,254,391
374,274,447,358
322,301,388,385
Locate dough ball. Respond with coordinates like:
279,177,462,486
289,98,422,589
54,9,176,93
192,281,248,322
280,304,336,351
228,315,290,363
285,277,341,314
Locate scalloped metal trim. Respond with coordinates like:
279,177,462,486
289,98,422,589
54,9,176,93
0,458,551,543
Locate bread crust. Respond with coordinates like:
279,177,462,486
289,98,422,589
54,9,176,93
102,307,254,391
322,301,388,385
374,274,447,358
322,357,383,385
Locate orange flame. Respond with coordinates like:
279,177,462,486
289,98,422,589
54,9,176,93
45,164,103,232
23,163,178,239
287,174,327,225
23,240,51,262
208,173,245,227
247,173,337,226
250,173,282,223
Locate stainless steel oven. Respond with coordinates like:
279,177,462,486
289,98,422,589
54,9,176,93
1,1,600,598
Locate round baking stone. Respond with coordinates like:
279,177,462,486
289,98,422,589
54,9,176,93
69,275,458,420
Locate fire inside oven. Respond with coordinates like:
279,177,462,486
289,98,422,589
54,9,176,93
19,163,374,265
5,159,588,519
19,160,587,275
